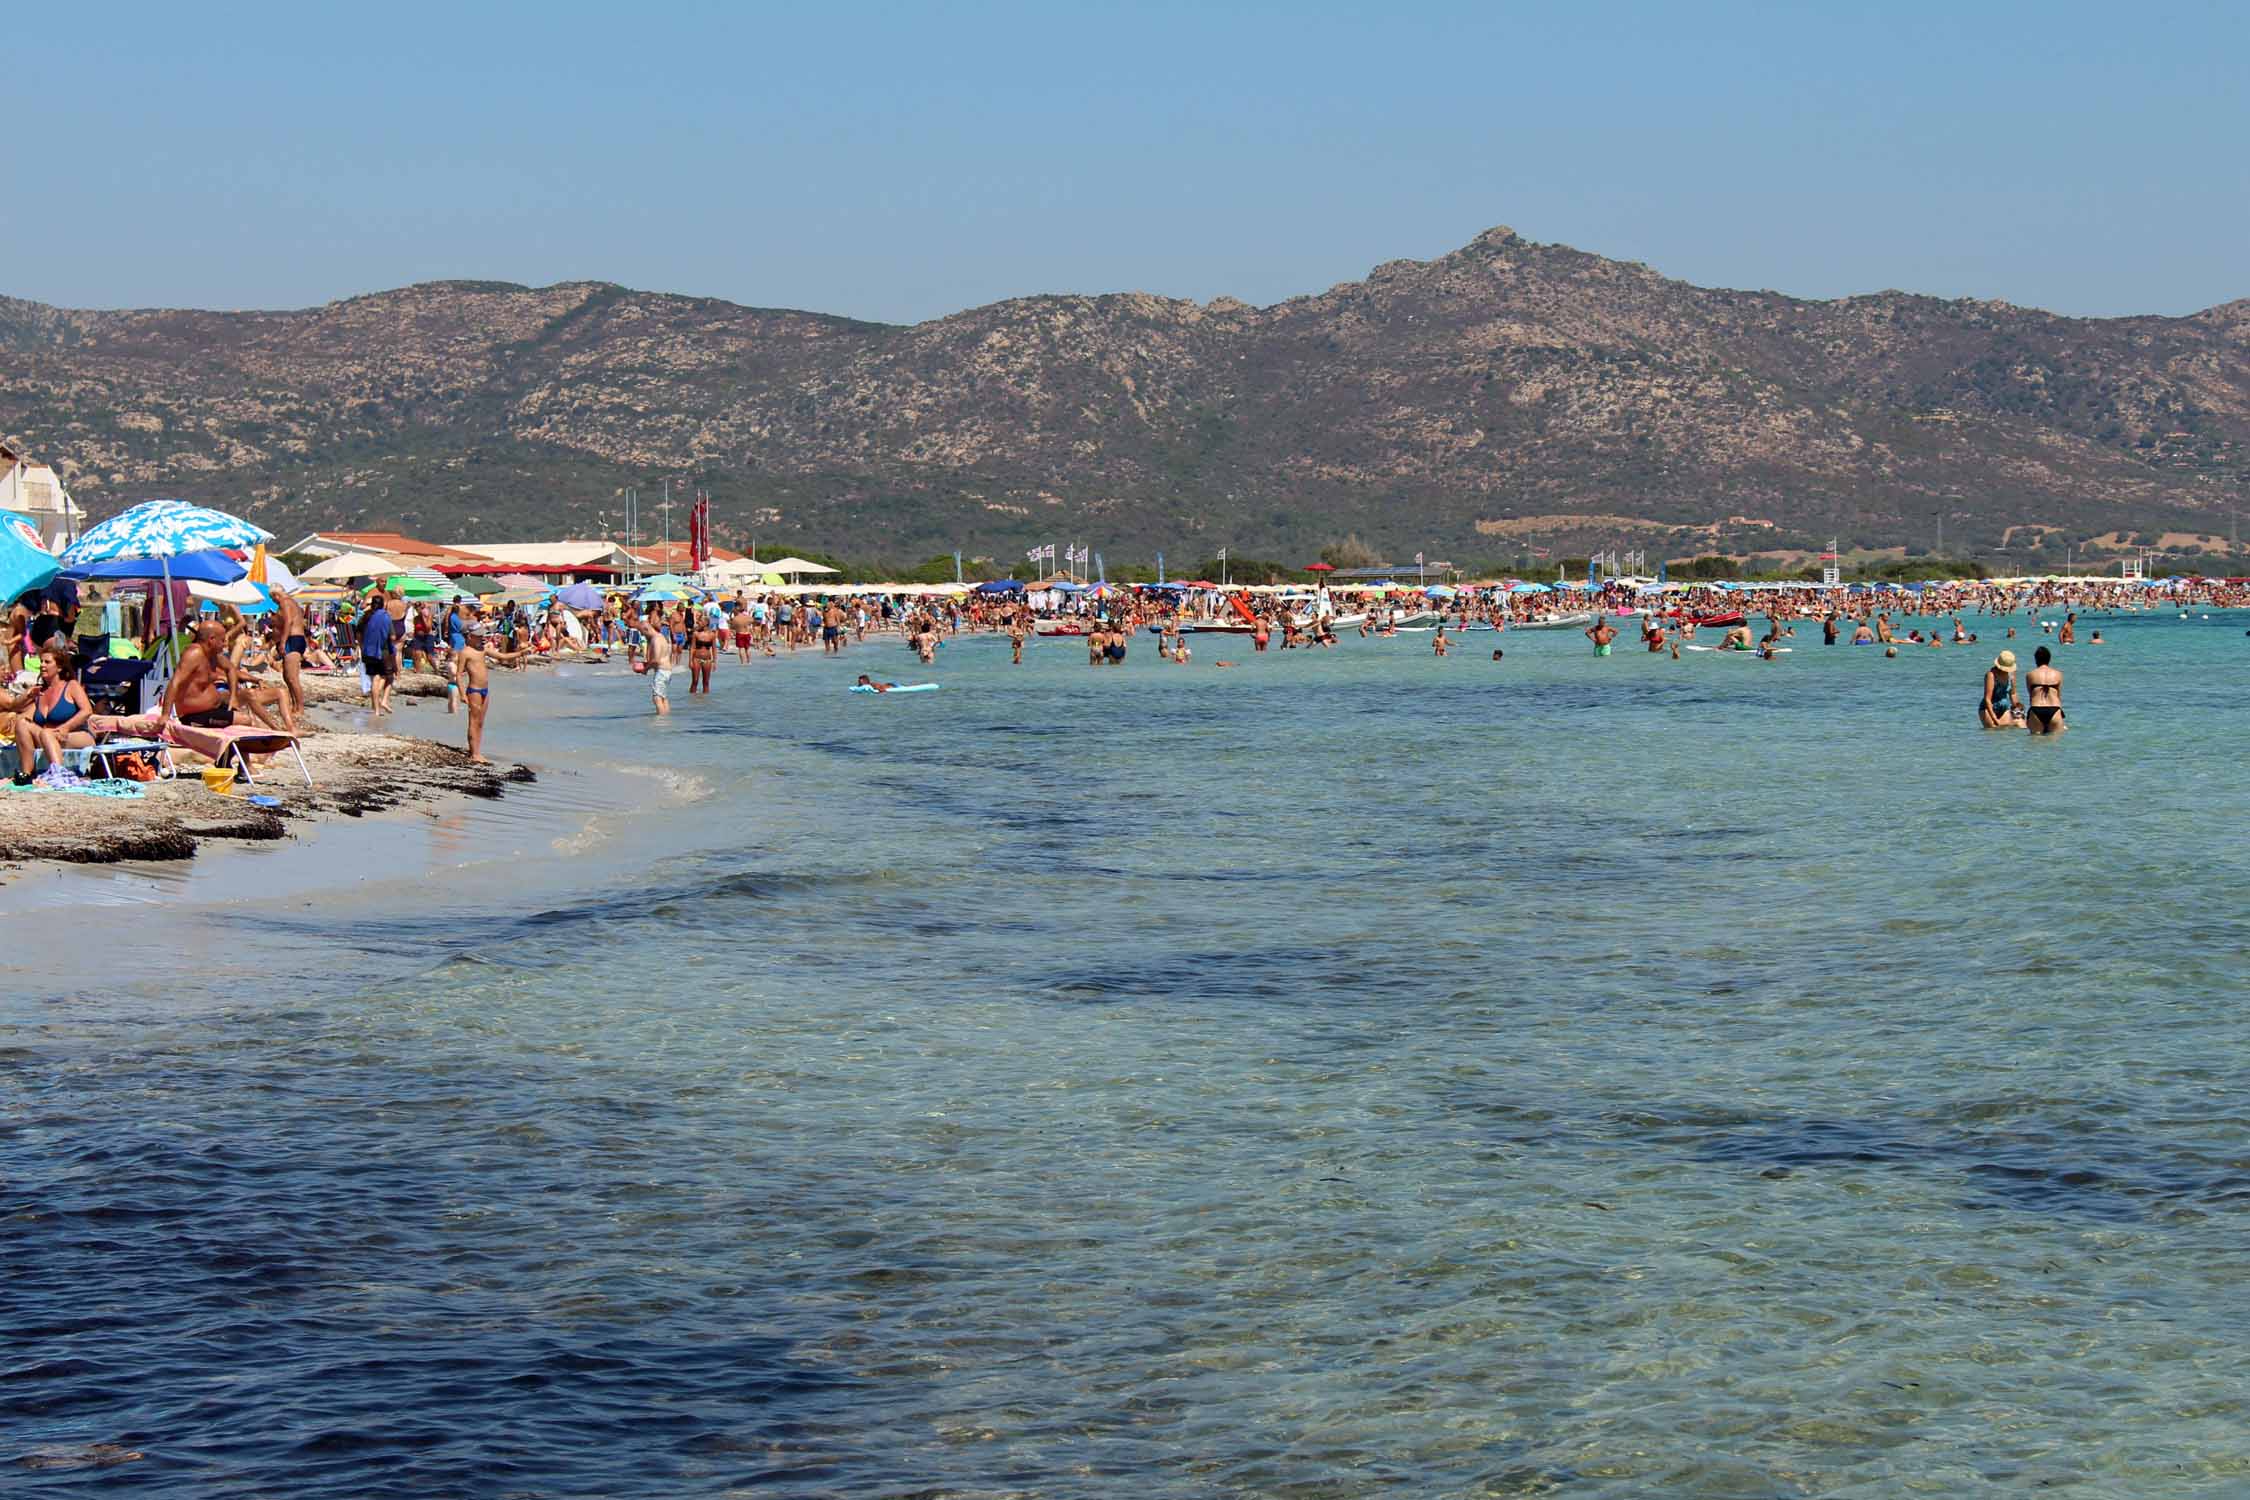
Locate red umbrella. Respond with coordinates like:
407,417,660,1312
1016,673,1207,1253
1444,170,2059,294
1303,562,1336,572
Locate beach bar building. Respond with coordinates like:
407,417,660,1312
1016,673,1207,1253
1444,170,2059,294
0,441,86,550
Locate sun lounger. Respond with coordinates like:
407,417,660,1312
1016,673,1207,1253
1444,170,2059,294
161,721,314,788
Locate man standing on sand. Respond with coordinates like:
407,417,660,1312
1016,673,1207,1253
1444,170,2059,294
2024,645,2066,733
1585,616,1618,656
359,592,396,715
275,585,309,721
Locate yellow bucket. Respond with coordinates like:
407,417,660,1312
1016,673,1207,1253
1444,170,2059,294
199,766,239,796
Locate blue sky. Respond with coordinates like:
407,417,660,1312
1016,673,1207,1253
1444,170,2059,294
15,1,2245,321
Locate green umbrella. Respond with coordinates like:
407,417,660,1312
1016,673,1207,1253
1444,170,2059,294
451,574,504,596
383,574,448,599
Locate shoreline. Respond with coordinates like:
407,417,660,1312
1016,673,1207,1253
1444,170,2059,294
0,668,537,876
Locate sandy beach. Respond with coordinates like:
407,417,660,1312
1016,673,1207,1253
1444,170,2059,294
0,668,535,872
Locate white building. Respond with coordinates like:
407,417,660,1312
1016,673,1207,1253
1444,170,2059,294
0,441,84,550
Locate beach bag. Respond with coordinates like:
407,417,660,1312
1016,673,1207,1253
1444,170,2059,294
116,752,159,783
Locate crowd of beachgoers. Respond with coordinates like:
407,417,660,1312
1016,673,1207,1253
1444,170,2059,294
5,558,2243,859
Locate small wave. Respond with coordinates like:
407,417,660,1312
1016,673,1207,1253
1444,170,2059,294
605,763,715,804
550,815,612,856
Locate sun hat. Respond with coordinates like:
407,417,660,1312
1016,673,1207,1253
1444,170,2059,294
1995,650,2018,671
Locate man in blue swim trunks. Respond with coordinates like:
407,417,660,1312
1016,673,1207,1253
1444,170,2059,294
450,623,527,763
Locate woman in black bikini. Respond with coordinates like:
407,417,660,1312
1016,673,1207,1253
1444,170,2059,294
2024,645,2066,734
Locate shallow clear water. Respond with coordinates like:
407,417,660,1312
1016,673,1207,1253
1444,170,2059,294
7,609,2250,1495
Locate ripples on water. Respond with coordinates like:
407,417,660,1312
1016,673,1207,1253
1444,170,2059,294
7,612,2250,1495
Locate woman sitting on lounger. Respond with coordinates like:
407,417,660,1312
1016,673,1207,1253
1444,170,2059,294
6,644,94,785
221,614,298,734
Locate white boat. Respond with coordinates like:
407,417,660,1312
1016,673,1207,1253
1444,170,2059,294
1512,611,1597,630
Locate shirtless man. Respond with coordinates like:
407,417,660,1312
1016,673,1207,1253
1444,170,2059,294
2059,612,2077,646
688,613,720,694
450,625,528,763
166,621,236,729
645,614,676,715
2024,645,2066,733
1585,616,1618,656
275,586,309,719
822,600,846,655
1432,625,1450,656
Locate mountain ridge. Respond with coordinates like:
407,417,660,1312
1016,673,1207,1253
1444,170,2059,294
4,227,2245,567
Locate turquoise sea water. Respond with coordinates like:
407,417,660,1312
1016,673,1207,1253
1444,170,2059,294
7,608,2250,1495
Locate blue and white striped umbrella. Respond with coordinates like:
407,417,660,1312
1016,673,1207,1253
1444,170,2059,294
59,499,272,568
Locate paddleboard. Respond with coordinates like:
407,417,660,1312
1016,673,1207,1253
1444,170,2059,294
1684,645,1791,654
850,683,940,694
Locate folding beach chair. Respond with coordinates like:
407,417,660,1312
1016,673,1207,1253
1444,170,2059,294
80,657,157,716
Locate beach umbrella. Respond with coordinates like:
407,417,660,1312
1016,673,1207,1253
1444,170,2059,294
493,573,546,591
60,499,272,569
383,574,448,599
59,501,273,664
451,574,504,596
1425,584,1456,598
257,553,304,594
1303,562,1335,573
68,548,247,584
300,550,403,581
189,577,269,607
555,581,606,611
0,515,60,605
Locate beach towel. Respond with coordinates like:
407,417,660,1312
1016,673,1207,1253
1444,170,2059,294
7,766,145,799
